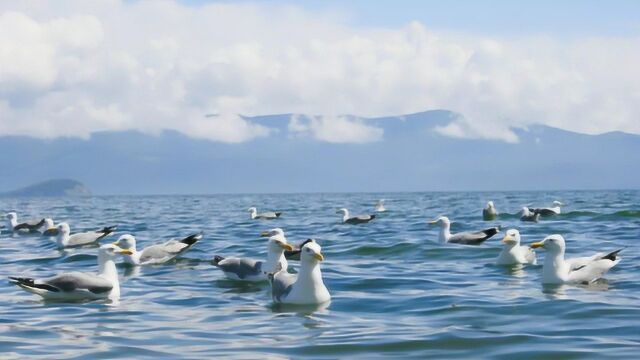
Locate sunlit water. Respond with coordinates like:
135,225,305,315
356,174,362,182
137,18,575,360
1,191,639,359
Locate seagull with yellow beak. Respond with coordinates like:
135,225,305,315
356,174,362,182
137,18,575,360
496,229,537,265
268,239,330,305
530,234,622,284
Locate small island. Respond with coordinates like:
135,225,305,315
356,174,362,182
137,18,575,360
0,179,91,197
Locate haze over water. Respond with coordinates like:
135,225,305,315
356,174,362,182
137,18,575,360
1,190,639,358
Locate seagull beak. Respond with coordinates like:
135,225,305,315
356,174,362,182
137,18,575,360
118,249,133,255
501,235,514,244
530,242,544,249
260,231,270,237
428,220,438,224
313,252,324,261
281,243,294,251
111,241,120,246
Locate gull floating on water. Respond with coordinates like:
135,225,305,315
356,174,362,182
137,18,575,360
248,207,282,220
5,212,45,233
56,222,118,248
268,239,330,305
336,208,375,224
483,201,498,220
375,200,387,212
530,234,622,284
529,201,564,217
212,228,293,281
112,232,203,266
9,244,131,301
496,229,537,265
520,207,541,222
429,216,499,245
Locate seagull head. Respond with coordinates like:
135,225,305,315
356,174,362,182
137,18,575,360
99,243,133,259
43,218,54,228
263,228,293,252
57,222,71,236
487,201,495,209
530,234,566,254
247,207,257,212
300,239,324,263
113,234,136,251
553,201,564,207
501,229,521,246
336,208,348,214
5,212,16,220
428,216,450,227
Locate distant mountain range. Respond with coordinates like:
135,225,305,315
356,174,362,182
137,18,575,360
0,179,91,197
1,110,638,194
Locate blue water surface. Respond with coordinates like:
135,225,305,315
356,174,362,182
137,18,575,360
1,191,639,359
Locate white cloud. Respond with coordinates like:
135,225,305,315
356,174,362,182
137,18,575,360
288,114,383,143
0,1,639,143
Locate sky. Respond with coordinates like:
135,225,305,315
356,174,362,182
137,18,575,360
1,0,639,144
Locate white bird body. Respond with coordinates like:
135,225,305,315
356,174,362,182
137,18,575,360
9,244,131,301
248,207,282,220
269,240,330,305
531,235,621,284
212,228,292,281
113,233,202,266
55,223,117,248
483,201,498,220
496,229,536,265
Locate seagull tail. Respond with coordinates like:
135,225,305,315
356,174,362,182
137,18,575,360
603,248,625,261
97,226,118,235
274,212,283,218
180,232,203,246
9,277,59,292
483,227,500,238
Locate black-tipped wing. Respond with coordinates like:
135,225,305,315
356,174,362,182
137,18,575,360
449,227,499,245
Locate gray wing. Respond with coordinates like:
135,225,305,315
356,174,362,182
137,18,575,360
67,231,103,246
345,214,375,224
257,211,282,219
139,240,188,263
449,228,499,245
14,219,45,231
45,272,113,294
215,257,262,279
270,271,297,302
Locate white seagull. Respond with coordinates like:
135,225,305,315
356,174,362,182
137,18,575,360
336,208,375,224
112,232,203,266
9,244,132,301
496,229,537,265
56,222,117,248
212,228,293,281
530,234,622,284
5,212,45,233
248,207,282,220
429,216,499,245
268,239,330,305
483,201,498,220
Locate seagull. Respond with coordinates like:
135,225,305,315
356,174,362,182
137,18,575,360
483,201,498,220
56,222,118,248
530,201,564,217
336,208,375,224
428,216,499,245
9,244,132,301
212,228,293,281
112,232,203,266
268,239,330,305
375,199,387,212
284,238,315,261
530,234,622,284
248,207,282,220
520,207,541,222
496,229,537,265
5,212,45,233
41,218,60,236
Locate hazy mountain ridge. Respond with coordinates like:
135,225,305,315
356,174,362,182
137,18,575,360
1,111,638,194
0,179,91,197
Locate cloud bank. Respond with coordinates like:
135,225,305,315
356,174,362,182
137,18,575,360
0,1,639,143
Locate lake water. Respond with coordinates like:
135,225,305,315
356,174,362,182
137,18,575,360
1,191,639,359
